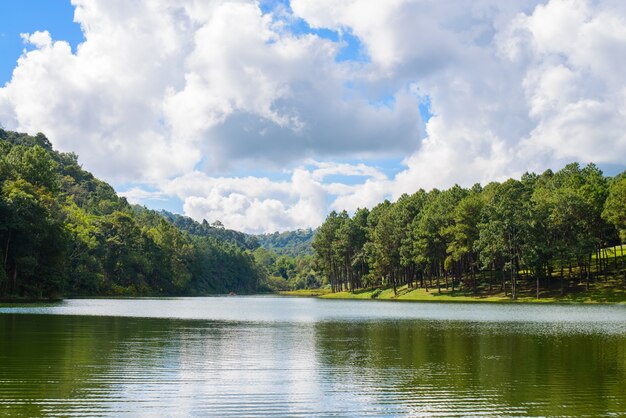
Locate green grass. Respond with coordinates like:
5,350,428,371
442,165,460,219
278,288,332,297
321,286,515,303
319,283,626,304
294,244,626,304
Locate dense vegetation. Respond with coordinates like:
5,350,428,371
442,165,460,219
313,163,626,299
255,229,315,257
4,128,623,302
160,211,260,250
160,211,315,257
159,210,320,290
0,130,265,298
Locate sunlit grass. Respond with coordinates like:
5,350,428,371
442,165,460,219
319,283,626,304
278,289,332,297
317,244,626,304
288,244,626,304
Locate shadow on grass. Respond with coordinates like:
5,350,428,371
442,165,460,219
560,287,626,303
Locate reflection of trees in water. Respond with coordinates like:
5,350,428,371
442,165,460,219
0,316,323,417
313,320,626,416
2,315,625,417
0,315,194,416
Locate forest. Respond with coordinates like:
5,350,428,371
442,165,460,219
312,163,626,299
3,128,626,301
0,130,270,298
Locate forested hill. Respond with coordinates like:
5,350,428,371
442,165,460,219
159,210,260,250
255,229,315,257
0,129,264,299
158,210,314,257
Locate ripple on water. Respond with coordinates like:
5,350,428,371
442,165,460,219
0,297,625,416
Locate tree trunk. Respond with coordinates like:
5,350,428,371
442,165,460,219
560,264,564,296
11,264,17,295
586,255,591,291
615,242,626,286
4,231,10,268
511,265,516,300
536,273,539,299
452,268,454,292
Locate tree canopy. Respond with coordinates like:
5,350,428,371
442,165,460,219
313,163,626,299
0,130,265,298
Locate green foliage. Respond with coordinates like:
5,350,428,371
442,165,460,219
313,163,625,300
0,130,265,298
255,229,315,256
160,210,260,250
252,247,319,291
603,175,626,242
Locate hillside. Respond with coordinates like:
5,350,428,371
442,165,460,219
254,229,315,257
0,129,264,299
159,210,260,250
158,210,314,257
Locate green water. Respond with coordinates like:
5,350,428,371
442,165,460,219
0,297,625,416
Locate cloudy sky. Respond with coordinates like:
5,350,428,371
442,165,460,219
1,0,625,233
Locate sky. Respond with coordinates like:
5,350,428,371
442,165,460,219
1,0,626,233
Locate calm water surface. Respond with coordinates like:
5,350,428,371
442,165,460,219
1,297,625,417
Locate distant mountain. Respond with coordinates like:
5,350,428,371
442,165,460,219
255,229,315,257
159,210,260,250
158,210,315,257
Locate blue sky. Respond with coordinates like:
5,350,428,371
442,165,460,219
0,1,83,85
1,0,625,232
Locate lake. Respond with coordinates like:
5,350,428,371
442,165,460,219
1,297,625,417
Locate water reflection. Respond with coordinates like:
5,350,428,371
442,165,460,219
0,298,625,416
314,320,626,416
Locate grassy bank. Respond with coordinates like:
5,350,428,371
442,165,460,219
308,244,626,304
278,289,333,297
318,282,626,304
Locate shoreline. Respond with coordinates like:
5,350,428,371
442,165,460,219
279,285,626,304
1,287,624,304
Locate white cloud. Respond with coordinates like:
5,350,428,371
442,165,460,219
159,162,387,233
118,187,166,204
298,0,626,198
2,0,626,232
307,160,387,182
0,0,422,183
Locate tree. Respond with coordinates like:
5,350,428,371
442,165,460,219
313,211,342,292
477,180,529,299
4,145,59,192
447,188,484,291
412,187,466,293
603,174,626,285
1,179,66,297
603,175,626,242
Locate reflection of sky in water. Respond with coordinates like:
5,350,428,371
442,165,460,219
2,297,626,334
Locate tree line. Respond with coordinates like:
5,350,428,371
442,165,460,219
313,163,626,298
0,130,265,299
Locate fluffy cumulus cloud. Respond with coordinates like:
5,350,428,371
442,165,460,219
153,161,389,233
2,0,626,232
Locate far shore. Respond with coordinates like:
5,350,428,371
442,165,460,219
279,284,626,304
2,286,625,304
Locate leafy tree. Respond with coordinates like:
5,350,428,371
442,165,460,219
603,175,626,242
